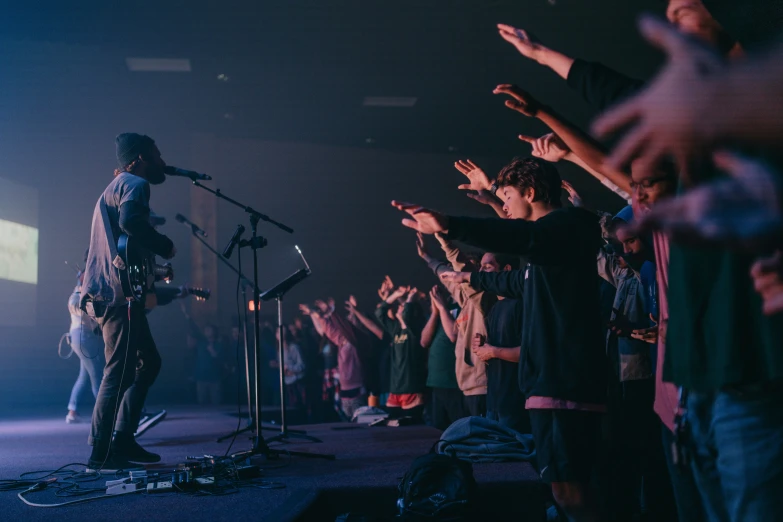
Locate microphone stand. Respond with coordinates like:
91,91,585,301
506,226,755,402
181,215,308,441
189,182,331,461
183,220,255,433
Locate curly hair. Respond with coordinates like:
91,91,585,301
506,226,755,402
496,157,562,208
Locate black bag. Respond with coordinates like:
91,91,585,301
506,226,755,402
396,453,477,521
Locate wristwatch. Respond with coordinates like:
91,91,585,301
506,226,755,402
489,181,499,196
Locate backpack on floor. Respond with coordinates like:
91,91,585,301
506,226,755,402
396,452,477,521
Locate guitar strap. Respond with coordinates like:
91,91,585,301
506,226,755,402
99,194,126,271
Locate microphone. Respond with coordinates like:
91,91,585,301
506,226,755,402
164,166,212,181
175,213,207,237
222,224,246,259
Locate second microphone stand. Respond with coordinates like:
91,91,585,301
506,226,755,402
190,182,332,461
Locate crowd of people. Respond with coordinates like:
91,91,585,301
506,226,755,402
292,2,783,520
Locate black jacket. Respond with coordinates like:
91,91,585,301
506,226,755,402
566,59,644,112
447,208,607,405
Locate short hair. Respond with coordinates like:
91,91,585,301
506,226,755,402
496,157,562,208
490,253,520,271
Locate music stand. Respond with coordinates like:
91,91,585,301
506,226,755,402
189,182,333,462
260,266,325,446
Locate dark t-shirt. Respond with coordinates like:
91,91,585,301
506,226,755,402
427,324,459,389
485,298,527,431
376,303,427,394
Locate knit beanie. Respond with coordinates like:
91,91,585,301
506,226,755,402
116,133,155,168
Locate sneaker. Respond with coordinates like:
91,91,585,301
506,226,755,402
65,411,79,424
86,453,144,473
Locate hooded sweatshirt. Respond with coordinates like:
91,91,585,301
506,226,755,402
427,237,496,396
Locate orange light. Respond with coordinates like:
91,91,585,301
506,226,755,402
248,300,256,311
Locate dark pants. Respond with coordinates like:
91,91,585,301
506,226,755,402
604,379,678,521
430,387,466,430
462,394,486,417
89,303,161,448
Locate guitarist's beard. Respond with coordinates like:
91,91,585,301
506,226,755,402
147,164,166,185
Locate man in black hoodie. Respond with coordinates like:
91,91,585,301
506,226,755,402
393,157,606,521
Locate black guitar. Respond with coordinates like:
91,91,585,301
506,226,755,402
117,234,174,302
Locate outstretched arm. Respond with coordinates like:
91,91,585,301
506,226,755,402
497,24,575,80
518,132,631,203
346,296,384,340
493,84,633,195
497,23,643,109
440,270,525,300
300,304,327,338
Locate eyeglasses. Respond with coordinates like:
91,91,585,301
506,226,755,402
630,176,674,191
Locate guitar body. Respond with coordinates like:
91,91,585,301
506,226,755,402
117,234,156,302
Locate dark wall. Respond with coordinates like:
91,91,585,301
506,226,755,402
0,130,625,414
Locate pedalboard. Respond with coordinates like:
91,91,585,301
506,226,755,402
147,481,174,493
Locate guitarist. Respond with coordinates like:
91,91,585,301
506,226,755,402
81,133,176,471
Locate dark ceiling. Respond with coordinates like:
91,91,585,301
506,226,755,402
1,0,666,157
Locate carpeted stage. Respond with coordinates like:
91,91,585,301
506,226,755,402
0,407,547,521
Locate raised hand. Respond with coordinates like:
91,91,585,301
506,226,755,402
518,133,569,163
406,287,419,303
751,251,783,316
378,275,394,300
629,151,782,250
593,16,725,179
299,303,313,316
561,180,584,208
439,271,471,285
454,159,492,192
387,286,410,303
463,190,495,207
497,24,544,61
429,285,446,310
348,295,358,309
416,232,432,261
391,201,449,235
493,84,541,117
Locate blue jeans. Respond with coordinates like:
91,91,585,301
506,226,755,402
67,327,105,412
687,388,783,522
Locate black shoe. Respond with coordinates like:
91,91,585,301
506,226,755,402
123,438,161,463
112,431,162,463
86,453,144,473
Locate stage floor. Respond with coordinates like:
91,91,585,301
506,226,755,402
0,406,547,521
